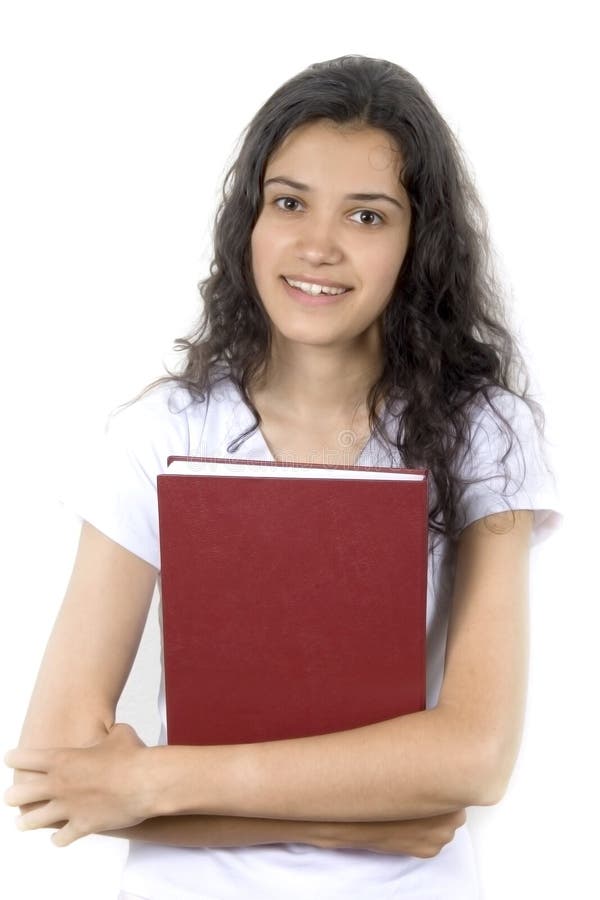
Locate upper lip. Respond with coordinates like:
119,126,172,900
283,274,352,290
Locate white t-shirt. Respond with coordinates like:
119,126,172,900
60,375,562,900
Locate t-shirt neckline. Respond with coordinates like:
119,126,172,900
225,376,381,466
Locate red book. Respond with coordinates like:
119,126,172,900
157,455,429,746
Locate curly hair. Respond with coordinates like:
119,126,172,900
123,53,547,543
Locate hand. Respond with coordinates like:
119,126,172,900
3,723,152,847
327,809,468,857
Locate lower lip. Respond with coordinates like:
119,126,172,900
281,277,351,306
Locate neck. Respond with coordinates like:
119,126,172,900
249,329,385,430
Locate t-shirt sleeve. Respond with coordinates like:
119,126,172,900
57,390,180,570
457,390,562,545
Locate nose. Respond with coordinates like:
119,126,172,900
295,215,344,266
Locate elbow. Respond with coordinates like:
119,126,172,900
433,708,509,808
469,738,515,807
436,707,519,808
17,709,113,752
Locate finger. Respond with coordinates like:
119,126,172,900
4,749,52,772
4,781,53,808
51,821,82,848
16,800,65,832
18,800,47,815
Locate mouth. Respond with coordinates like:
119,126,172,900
280,276,352,307
281,275,352,296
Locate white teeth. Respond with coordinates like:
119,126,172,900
285,277,347,296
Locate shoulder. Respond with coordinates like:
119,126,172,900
466,386,540,440
103,373,244,463
107,379,199,429
459,386,546,477
455,386,561,542
102,378,215,451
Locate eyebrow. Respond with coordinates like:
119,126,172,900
263,176,404,211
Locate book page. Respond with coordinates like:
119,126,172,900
166,459,425,481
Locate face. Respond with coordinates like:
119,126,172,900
250,119,411,351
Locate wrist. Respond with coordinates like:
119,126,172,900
313,822,362,850
309,820,345,850
142,746,176,818
144,743,254,819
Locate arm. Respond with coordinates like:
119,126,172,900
101,815,329,848
9,521,155,825
13,522,156,752
144,509,534,823
100,811,468,858
7,521,329,849
6,520,473,855
7,511,532,843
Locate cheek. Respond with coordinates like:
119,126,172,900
373,237,409,285
250,235,265,285
352,252,397,299
251,220,278,277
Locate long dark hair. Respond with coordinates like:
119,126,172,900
123,54,547,543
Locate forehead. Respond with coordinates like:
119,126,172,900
264,120,404,187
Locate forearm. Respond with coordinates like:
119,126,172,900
151,706,495,824
102,814,330,849
100,813,455,856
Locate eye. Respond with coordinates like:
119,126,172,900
272,197,384,226
349,210,384,226
274,196,302,213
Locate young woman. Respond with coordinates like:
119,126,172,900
4,54,561,899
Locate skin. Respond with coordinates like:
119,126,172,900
3,121,533,857
249,119,411,453
3,507,533,847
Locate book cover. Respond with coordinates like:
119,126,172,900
157,456,429,745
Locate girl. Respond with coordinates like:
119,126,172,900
4,54,561,899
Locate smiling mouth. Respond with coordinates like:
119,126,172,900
279,277,353,308
281,276,352,295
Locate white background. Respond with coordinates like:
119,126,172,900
1,1,598,897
